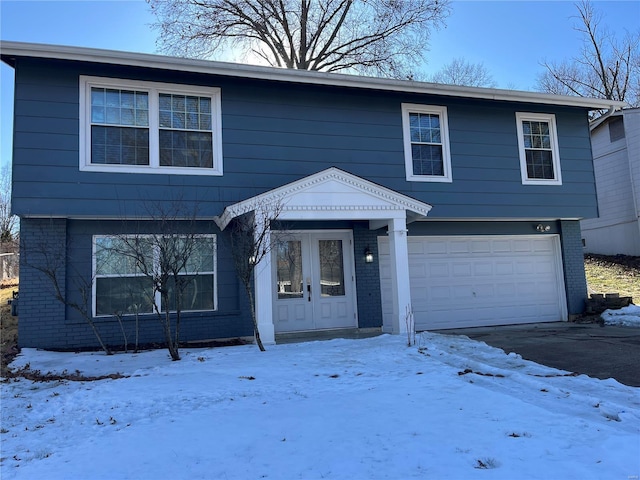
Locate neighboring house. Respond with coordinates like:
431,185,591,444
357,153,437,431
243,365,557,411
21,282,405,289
0,41,625,350
581,108,640,256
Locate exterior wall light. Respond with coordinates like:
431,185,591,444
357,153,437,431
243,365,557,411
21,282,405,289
536,224,551,233
364,246,374,263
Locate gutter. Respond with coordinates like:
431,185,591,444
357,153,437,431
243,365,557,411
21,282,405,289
0,40,629,111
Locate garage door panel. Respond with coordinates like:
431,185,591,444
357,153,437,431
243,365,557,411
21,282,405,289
515,261,535,274
409,263,427,278
532,238,554,252
516,281,537,295
452,263,472,276
378,235,566,330
450,240,473,254
429,263,449,277
475,284,495,298
492,240,512,252
495,262,514,275
471,240,491,253
474,262,493,276
429,285,451,301
452,285,476,300
408,241,425,255
535,260,554,274
537,281,559,297
427,240,448,255
514,239,533,252
496,282,517,296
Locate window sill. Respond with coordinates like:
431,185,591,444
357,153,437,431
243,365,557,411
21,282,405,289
521,178,562,186
80,164,223,176
406,174,453,183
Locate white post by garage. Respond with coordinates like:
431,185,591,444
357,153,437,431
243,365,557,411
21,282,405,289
387,215,411,334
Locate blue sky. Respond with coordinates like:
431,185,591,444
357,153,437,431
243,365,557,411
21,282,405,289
1,0,639,171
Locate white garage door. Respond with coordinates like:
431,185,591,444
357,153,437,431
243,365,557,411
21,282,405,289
378,235,567,330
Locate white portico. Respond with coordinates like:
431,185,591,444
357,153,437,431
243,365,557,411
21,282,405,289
215,167,432,344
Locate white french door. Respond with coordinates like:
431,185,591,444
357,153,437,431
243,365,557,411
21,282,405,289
272,231,357,333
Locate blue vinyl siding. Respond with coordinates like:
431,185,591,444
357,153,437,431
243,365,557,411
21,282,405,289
11,58,596,220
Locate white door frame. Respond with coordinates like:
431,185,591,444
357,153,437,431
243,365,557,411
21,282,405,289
271,229,357,333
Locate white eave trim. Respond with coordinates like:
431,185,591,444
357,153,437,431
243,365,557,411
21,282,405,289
0,41,629,111
214,167,432,230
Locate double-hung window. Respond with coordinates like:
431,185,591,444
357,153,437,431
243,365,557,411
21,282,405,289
93,235,217,317
401,103,452,182
515,112,562,185
80,76,223,175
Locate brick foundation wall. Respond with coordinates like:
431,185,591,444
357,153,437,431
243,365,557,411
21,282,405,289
560,220,588,315
353,222,383,328
18,218,68,348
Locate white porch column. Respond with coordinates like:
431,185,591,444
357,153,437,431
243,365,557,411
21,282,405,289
387,215,411,334
253,218,275,345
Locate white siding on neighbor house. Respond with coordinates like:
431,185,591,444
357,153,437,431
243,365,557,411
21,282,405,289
582,109,640,255
625,110,640,222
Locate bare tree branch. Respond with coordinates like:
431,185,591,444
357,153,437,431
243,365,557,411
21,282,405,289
0,166,17,243
105,199,213,361
428,58,497,88
21,222,113,355
147,0,451,78
536,0,639,110
226,200,283,351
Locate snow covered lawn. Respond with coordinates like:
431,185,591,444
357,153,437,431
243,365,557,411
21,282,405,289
602,304,640,327
1,332,639,479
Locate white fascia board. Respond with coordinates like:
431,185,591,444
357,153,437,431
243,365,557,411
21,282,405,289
0,41,629,111
214,167,432,230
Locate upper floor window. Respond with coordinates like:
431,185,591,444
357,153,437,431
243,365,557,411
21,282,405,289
401,103,452,183
80,76,223,175
608,116,625,143
515,112,562,186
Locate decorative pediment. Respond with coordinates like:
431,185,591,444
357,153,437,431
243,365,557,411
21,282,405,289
214,167,432,230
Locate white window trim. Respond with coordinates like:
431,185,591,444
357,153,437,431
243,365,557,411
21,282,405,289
80,76,223,176
401,103,452,183
515,112,562,186
92,234,218,317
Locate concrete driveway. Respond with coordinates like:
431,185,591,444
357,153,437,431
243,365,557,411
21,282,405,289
439,322,640,387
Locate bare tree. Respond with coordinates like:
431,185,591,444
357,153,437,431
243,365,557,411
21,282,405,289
21,222,112,355
106,202,214,361
227,200,283,351
147,0,451,78
428,58,497,87
0,166,17,243
537,0,639,108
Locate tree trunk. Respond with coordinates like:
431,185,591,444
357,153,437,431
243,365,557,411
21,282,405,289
160,293,181,361
246,286,265,351
86,318,113,356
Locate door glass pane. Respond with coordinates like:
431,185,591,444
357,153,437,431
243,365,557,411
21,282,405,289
276,241,304,299
319,240,345,297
